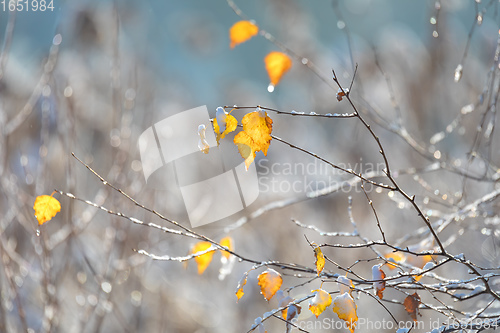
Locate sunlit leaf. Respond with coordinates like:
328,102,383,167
33,194,61,225
220,236,234,260
229,20,259,48
333,293,358,333
404,292,421,321
264,51,292,90
235,273,248,301
190,241,216,275
213,107,238,145
233,108,273,170
384,252,406,270
309,289,332,318
312,242,325,276
257,268,282,301
372,264,386,299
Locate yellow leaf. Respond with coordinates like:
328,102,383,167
372,264,386,299
264,51,292,89
220,236,234,260
384,252,406,270
312,243,325,276
235,273,247,301
309,289,332,318
213,107,238,145
233,109,273,170
257,268,282,301
229,20,259,48
33,194,61,225
333,293,358,333
190,241,216,275
404,292,421,321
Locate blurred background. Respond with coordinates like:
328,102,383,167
1,0,499,332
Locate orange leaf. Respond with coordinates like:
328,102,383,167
190,241,216,275
257,268,282,301
235,273,248,301
220,236,234,260
312,243,325,276
33,194,61,225
404,292,421,321
233,109,273,170
214,107,238,145
264,51,292,90
333,293,358,333
309,289,332,318
372,264,386,299
384,252,406,270
229,20,258,48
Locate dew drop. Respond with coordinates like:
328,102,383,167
36,229,40,237
477,13,483,25
267,84,275,93
430,17,437,25
337,20,345,29
432,31,439,38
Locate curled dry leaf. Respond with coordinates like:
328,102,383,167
190,241,216,275
276,290,294,319
404,292,421,321
336,87,349,101
264,51,292,90
309,289,332,318
285,303,301,333
229,20,259,48
257,268,282,301
333,293,358,333
33,194,61,225
312,242,325,276
372,264,386,299
233,109,273,170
